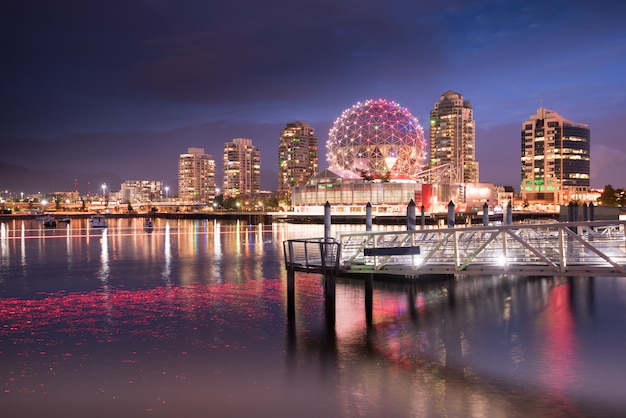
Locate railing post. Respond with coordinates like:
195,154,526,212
366,202,372,232
447,201,455,228
407,199,416,231
506,202,513,225
324,201,331,240
483,202,489,226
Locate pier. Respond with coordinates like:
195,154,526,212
284,220,626,278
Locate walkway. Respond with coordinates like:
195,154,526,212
337,220,626,276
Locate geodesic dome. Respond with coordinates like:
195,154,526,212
326,99,427,179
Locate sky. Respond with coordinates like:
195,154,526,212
1,0,625,194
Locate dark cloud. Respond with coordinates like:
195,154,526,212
1,0,625,192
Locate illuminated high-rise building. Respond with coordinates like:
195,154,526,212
429,91,479,183
278,121,318,197
177,147,216,204
520,108,590,205
223,138,261,197
121,180,164,204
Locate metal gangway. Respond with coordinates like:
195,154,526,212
337,220,626,277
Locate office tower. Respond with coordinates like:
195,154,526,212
177,147,216,204
223,138,261,197
520,108,590,205
429,91,479,183
278,121,318,197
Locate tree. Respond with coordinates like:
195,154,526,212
598,184,620,206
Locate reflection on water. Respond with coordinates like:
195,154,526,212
0,219,625,417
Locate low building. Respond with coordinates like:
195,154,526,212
291,167,495,214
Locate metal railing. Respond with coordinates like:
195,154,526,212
283,238,341,275
337,220,626,276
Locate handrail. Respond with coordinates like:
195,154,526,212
337,220,626,276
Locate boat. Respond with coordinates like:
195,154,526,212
89,214,108,228
41,215,57,228
144,217,154,230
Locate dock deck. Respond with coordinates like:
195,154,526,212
284,220,626,277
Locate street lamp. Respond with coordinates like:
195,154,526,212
101,184,106,201
165,186,169,200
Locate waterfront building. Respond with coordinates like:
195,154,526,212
429,91,479,184
291,167,495,214
120,180,164,204
177,147,216,204
223,138,261,197
520,108,590,205
291,98,495,213
278,121,318,199
327,99,427,179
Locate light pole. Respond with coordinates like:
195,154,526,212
165,186,169,200
101,184,106,204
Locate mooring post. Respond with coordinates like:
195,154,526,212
324,201,331,239
287,268,295,323
287,241,296,323
447,201,455,228
324,271,336,327
407,199,416,230
365,273,373,328
366,202,372,231
420,205,426,229
506,201,513,225
483,202,489,226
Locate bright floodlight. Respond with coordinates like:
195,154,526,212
327,98,427,179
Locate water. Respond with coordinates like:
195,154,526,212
1,218,626,417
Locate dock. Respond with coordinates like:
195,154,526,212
284,220,626,277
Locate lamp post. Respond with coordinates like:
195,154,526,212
102,183,107,205
165,186,169,200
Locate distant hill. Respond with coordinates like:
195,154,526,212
0,161,123,195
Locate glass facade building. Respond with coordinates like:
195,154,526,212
278,121,318,198
520,108,590,205
429,91,479,184
120,180,164,204
177,147,216,204
223,138,261,197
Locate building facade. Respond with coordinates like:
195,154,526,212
278,121,318,198
223,138,261,197
429,91,479,184
120,180,164,204
520,108,590,205
177,147,216,204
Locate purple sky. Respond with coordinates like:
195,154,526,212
1,0,625,193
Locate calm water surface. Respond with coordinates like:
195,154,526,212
1,218,625,417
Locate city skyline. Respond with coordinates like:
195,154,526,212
1,0,625,194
